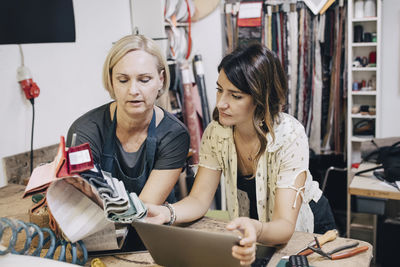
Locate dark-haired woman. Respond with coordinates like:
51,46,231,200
146,43,333,265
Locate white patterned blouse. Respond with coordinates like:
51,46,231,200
198,113,322,233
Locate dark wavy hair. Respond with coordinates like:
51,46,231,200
213,42,288,161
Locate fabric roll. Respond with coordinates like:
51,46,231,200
281,12,288,72
296,7,305,122
288,10,298,116
225,4,234,53
320,9,335,143
181,61,202,164
304,10,313,132
194,54,211,129
322,7,339,151
264,13,269,48
276,10,282,62
279,12,285,67
309,15,324,154
267,8,272,50
271,12,277,53
333,6,346,154
233,10,239,50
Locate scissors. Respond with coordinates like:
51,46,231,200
307,236,369,260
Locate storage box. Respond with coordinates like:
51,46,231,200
354,196,387,215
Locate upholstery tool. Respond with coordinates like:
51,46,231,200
281,229,338,260
306,237,369,260
296,229,338,256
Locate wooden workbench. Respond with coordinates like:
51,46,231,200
349,163,400,200
346,162,400,263
1,184,373,267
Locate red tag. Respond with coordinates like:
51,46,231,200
55,136,94,177
237,2,263,27
68,143,94,173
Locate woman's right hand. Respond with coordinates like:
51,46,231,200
226,217,258,266
144,203,170,225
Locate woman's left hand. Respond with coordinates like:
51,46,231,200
226,217,258,266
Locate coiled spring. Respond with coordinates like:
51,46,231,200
0,217,88,265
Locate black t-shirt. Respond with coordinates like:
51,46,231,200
67,102,190,171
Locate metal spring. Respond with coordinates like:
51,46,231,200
0,217,88,265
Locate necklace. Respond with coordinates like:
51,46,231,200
234,129,259,159
234,128,260,176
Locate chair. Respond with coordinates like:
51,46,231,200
321,166,347,193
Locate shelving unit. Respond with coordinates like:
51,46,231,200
347,0,381,173
346,0,381,262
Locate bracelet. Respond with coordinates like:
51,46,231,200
162,202,176,225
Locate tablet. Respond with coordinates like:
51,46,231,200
132,221,276,267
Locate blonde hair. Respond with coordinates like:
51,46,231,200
102,34,170,99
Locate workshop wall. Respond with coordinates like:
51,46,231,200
0,0,131,186
381,0,400,137
0,0,223,187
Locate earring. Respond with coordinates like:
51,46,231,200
259,120,265,127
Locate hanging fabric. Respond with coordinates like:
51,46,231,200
193,54,211,129
264,6,272,50
322,5,339,151
287,3,298,116
309,14,324,154
225,3,234,53
180,61,202,164
223,1,347,154
320,7,335,147
165,0,194,61
296,6,305,123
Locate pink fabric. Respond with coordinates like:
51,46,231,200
183,83,202,164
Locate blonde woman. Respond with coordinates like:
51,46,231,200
67,34,189,204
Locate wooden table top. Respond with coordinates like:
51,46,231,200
1,184,373,267
349,163,400,200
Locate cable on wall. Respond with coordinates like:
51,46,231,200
17,45,40,175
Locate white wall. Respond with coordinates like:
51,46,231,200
0,0,131,186
191,5,223,114
381,0,400,137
